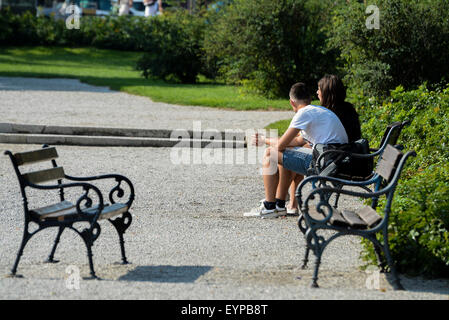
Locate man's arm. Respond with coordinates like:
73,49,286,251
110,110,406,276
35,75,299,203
252,132,305,148
276,127,301,151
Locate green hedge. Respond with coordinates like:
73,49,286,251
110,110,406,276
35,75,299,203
357,84,449,277
329,0,449,97
0,8,207,83
135,12,206,83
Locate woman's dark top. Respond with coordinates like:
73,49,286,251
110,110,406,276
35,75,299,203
331,101,362,143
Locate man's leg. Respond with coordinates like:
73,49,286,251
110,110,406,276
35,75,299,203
262,147,281,202
281,147,313,210
262,147,311,213
276,165,295,202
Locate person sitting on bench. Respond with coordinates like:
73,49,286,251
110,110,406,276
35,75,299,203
246,82,349,218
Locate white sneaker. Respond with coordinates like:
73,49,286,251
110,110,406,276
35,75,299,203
243,200,286,219
275,205,287,217
286,207,299,216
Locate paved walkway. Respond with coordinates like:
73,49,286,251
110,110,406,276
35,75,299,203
0,77,448,300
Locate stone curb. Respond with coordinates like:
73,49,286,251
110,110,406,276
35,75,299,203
0,133,246,148
0,123,247,141
0,123,248,148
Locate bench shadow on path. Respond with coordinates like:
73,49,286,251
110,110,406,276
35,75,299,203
118,265,213,283
394,273,449,296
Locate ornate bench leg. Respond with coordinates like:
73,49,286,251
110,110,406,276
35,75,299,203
373,243,387,273
78,224,101,280
309,234,323,288
46,226,65,263
311,255,321,288
302,247,310,269
11,229,32,277
382,230,404,291
109,212,132,265
368,235,387,272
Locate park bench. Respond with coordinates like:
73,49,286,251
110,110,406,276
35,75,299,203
5,145,135,279
307,120,410,208
295,144,416,289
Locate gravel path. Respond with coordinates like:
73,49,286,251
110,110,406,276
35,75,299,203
0,77,448,300
0,77,292,131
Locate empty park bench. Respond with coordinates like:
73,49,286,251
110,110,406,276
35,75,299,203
4,145,135,279
295,144,416,289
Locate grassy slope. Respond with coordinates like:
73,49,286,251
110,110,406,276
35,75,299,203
0,46,291,111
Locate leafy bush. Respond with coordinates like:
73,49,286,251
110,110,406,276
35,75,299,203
329,0,449,97
0,8,207,84
357,84,449,277
0,8,64,46
203,0,340,98
135,11,206,83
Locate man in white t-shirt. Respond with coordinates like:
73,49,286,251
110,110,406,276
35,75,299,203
246,82,348,218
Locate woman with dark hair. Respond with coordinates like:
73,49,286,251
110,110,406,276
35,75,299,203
317,74,361,142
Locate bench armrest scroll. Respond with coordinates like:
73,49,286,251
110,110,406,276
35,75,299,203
26,181,105,222
64,174,135,207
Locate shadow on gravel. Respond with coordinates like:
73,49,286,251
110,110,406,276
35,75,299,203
118,265,213,283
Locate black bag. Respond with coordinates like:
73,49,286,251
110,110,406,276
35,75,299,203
308,139,373,178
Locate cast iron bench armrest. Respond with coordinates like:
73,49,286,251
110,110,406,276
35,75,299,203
25,180,105,223
303,147,416,208
64,173,135,207
296,174,380,207
297,174,378,195
304,184,388,206
302,150,416,215
314,149,380,175
316,148,379,167
299,174,379,189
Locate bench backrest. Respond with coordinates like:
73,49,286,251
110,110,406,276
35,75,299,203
375,144,403,183
7,146,65,185
377,120,409,152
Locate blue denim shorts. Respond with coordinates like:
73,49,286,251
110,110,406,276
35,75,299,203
282,147,313,175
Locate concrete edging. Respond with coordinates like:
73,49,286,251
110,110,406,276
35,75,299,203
0,123,247,148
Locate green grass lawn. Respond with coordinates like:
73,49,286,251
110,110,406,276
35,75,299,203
264,119,291,136
0,46,291,111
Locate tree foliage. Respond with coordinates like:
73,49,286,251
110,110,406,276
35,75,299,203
329,0,449,97
203,0,340,98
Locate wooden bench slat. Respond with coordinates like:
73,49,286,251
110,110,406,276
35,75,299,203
307,208,326,221
37,203,128,222
308,207,349,227
357,206,382,227
86,203,128,220
341,209,368,229
329,208,348,227
375,144,402,181
36,204,80,221
14,147,58,166
31,200,74,216
22,167,65,184
309,206,381,230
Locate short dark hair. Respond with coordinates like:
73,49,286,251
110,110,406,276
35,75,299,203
318,74,346,110
289,82,311,104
